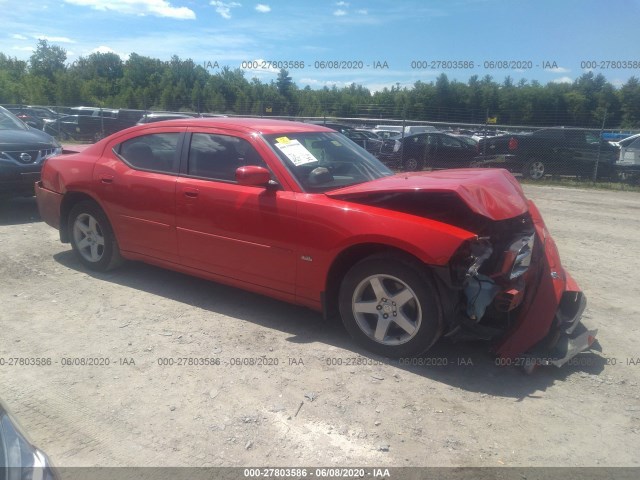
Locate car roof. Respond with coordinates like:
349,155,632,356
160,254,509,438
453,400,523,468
140,117,335,134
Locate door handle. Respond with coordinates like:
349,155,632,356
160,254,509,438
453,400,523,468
100,175,114,184
184,190,199,198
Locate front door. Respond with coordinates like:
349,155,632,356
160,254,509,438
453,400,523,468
175,131,298,295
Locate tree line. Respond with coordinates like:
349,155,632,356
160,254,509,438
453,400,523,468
1,40,640,129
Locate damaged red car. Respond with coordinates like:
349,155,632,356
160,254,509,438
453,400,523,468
35,118,596,367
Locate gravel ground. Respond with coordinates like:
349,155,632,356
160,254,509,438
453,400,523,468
0,184,639,468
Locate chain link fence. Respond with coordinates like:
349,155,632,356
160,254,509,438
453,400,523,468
5,103,640,184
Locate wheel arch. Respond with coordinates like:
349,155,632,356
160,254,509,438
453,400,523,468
59,191,106,243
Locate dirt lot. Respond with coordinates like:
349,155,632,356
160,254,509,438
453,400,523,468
1,184,639,468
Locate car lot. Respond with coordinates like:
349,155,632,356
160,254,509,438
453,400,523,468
1,185,640,467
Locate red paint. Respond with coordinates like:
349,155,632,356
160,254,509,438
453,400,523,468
35,118,586,359
328,168,529,221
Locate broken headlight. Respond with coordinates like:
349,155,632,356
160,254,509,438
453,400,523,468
500,234,535,280
450,238,493,286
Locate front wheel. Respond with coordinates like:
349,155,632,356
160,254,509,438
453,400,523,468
402,157,421,172
338,255,442,357
68,201,122,271
523,159,546,180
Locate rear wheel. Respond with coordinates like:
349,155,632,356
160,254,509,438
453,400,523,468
338,255,442,357
523,159,546,180
68,201,122,271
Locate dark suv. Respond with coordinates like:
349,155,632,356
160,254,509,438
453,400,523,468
475,127,619,179
0,106,62,198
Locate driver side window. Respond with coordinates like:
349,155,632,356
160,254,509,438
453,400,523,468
187,133,266,182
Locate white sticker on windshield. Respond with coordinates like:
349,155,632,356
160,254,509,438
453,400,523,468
274,139,318,166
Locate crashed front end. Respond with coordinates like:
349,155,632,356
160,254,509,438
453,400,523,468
446,199,596,369
328,168,596,368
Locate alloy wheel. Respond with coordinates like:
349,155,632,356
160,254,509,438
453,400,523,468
351,274,422,346
72,213,105,263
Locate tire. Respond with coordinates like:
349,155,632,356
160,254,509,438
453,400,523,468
338,254,442,357
68,200,123,271
523,159,546,180
402,157,421,172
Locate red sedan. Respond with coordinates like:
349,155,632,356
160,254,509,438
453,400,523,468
35,118,596,366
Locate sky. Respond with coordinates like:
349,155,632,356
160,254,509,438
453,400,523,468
2,0,640,91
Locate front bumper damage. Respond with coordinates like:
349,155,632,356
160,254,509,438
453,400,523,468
450,200,597,370
493,201,597,367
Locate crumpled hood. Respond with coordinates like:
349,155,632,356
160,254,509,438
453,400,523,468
326,168,530,221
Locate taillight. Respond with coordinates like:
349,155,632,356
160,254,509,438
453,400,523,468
508,137,518,150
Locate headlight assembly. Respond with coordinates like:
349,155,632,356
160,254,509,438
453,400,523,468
501,234,535,280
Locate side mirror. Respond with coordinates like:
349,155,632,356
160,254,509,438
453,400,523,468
235,166,272,187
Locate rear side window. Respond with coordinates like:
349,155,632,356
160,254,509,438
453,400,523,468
187,133,266,182
441,136,464,148
117,133,180,174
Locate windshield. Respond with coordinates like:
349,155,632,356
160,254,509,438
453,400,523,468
0,107,28,131
263,131,393,192
619,134,640,148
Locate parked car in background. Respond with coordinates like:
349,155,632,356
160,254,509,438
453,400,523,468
0,106,62,198
378,132,478,171
137,112,196,125
614,133,640,180
43,107,142,141
374,125,439,135
371,129,402,139
342,129,383,155
0,398,59,480
355,129,383,140
4,108,43,129
471,129,512,142
35,118,595,366
475,127,619,180
1,105,61,130
307,121,383,155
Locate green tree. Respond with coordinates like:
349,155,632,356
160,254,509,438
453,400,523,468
29,39,67,79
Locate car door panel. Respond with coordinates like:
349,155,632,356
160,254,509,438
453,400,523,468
175,132,298,294
93,130,183,262
176,179,298,293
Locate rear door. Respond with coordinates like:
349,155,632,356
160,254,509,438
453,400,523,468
175,130,299,295
94,129,184,262
432,134,475,169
